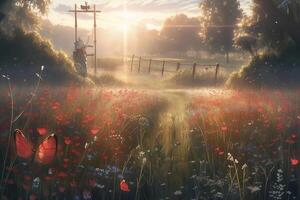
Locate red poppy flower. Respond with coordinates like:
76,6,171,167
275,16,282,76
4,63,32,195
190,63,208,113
221,126,227,132
120,179,130,192
64,137,71,145
291,134,297,139
24,175,32,181
57,172,68,178
37,128,47,136
291,158,299,166
90,126,100,136
51,102,60,110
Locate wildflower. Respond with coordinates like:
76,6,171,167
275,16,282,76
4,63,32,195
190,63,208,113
120,180,130,192
90,126,100,135
82,189,92,200
35,73,42,80
174,190,182,195
227,153,234,161
290,158,299,166
247,186,261,193
64,137,71,145
37,127,47,136
51,102,60,110
221,125,228,132
142,157,147,165
96,184,105,189
32,177,40,189
242,164,247,170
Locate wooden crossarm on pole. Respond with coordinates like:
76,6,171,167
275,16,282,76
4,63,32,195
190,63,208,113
68,10,101,13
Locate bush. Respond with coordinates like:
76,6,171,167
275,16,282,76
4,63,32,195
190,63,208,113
227,47,300,88
90,73,125,87
170,68,226,87
0,29,85,85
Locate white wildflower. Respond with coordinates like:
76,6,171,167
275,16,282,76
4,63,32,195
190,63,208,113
174,190,182,195
242,164,247,170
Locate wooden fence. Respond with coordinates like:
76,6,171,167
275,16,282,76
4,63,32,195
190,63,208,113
128,55,220,85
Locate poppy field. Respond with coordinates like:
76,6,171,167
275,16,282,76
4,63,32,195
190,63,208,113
0,81,299,199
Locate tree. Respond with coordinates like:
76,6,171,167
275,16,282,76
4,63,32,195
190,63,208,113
160,14,202,55
0,0,51,32
250,0,300,48
200,0,242,63
233,16,258,56
228,0,300,88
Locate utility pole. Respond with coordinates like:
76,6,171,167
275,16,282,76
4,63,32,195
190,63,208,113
93,4,97,75
75,4,78,43
69,2,101,76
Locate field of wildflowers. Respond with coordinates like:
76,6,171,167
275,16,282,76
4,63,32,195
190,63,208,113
0,74,299,199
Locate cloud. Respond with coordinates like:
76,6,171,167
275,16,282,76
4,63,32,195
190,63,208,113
53,3,93,20
95,0,200,14
53,4,72,13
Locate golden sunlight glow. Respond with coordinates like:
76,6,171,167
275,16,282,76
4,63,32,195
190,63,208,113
122,0,129,78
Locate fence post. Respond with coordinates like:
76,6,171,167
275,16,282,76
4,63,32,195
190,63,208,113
215,63,220,86
176,62,181,71
161,61,165,76
148,59,152,74
138,56,142,73
192,63,197,80
130,55,135,72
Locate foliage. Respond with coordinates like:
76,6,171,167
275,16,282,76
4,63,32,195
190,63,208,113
199,0,242,62
0,29,84,84
234,34,257,56
0,0,90,84
160,14,202,53
170,68,226,87
0,0,51,32
90,74,125,87
227,47,300,88
231,0,300,88
235,0,300,52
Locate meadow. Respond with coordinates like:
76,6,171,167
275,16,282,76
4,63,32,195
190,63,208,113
0,71,299,200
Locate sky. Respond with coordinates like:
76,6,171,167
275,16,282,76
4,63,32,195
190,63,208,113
45,0,252,31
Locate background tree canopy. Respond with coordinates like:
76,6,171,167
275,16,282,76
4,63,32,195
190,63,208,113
0,0,50,32
159,14,202,54
235,0,300,52
229,0,300,88
200,0,242,63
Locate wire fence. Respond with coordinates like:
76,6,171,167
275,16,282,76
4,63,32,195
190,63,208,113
127,55,220,84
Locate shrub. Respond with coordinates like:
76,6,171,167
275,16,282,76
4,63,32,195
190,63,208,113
0,29,84,85
227,47,300,88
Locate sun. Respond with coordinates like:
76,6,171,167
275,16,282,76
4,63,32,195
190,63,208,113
119,11,131,30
